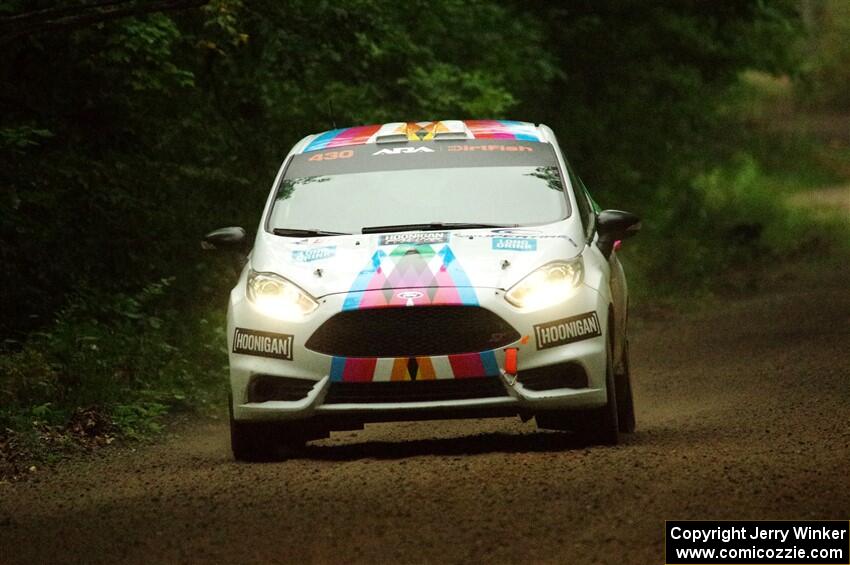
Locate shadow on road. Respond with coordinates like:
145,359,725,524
271,430,635,462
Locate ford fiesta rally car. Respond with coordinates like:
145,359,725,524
204,120,641,461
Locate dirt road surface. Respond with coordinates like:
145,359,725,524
1,254,849,564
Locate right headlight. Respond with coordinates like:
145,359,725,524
246,270,319,320
505,259,584,311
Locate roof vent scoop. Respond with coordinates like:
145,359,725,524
373,120,472,144
434,120,472,141
433,131,470,141
374,133,410,144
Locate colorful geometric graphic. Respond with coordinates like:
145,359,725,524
328,241,501,383
341,242,477,311
393,121,453,141
304,124,383,152
464,120,541,141
303,120,542,152
391,357,436,381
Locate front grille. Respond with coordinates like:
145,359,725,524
517,362,588,391
324,378,508,404
305,305,519,357
247,375,317,402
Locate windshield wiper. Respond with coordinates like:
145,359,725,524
361,222,514,234
272,228,350,237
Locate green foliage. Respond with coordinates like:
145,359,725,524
111,402,168,440
514,0,803,202
797,0,850,110
96,15,194,92
0,276,228,438
622,152,847,299
0,125,53,153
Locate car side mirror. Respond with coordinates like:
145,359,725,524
202,226,248,251
596,210,640,258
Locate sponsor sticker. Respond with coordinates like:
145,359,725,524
533,311,601,350
372,147,435,156
492,237,537,252
378,231,449,246
232,328,294,360
396,291,424,300
291,246,336,262
492,228,541,236
447,145,533,152
464,228,572,243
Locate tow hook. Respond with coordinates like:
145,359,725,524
504,347,518,386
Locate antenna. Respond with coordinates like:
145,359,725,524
327,98,337,129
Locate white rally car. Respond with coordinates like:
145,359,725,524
204,120,641,461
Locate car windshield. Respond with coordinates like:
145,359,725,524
267,140,569,235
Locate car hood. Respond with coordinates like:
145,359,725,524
250,224,584,299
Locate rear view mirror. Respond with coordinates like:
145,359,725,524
202,226,248,251
597,210,640,258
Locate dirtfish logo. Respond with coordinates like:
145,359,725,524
492,237,537,252
372,147,435,156
291,246,336,262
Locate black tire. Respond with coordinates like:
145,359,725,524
228,394,309,462
229,396,278,462
615,339,636,433
535,330,619,445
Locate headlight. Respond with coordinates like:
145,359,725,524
246,270,318,320
505,259,583,310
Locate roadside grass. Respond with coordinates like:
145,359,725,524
1,272,231,480
622,73,850,307
624,134,850,316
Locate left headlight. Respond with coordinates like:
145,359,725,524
505,259,584,311
246,270,319,320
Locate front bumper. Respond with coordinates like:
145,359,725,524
227,284,610,422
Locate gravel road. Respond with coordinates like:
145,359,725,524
1,256,849,565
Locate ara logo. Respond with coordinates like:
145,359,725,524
372,147,435,156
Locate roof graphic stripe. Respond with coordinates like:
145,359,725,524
304,128,345,152
302,120,542,152
323,124,383,149
464,120,540,141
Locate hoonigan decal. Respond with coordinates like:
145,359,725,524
329,240,500,382
304,120,543,152
534,312,601,350
378,232,448,246
233,328,294,361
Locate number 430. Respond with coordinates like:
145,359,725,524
308,150,353,161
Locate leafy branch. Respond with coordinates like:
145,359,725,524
0,0,208,45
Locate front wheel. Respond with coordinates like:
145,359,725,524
535,333,619,445
616,339,636,433
228,395,308,462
